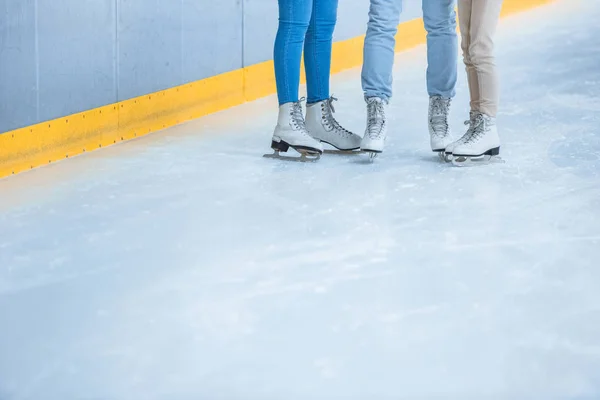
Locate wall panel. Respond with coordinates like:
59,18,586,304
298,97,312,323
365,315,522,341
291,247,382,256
0,0,37,132
117,0,182,101
181,0,243,84
37,0,116,122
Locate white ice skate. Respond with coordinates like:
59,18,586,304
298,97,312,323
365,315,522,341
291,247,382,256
443,111,477,162
361,97,388,160
305,96,361,153
450,112,504,167
428,96,454,161
265,100,323,162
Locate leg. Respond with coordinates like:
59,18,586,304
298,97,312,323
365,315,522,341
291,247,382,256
457,0,479,113
422,0,458,98
304,0,338,104
274,0,313,105
466,0,503,117
304,0,362,151
361,0,403,101
271,0,324,158
449,0,503,165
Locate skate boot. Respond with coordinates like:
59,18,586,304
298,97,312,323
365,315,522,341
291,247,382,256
361,97,388,160
305,96,361,152
450,112,503,167
443,111,477,162
428,96,454,160
265,100,323,162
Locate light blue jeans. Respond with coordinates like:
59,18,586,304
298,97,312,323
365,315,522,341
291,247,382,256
274,0,338,105
362,0,458,101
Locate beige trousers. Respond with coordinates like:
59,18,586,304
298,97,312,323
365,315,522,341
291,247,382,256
458,0,503,117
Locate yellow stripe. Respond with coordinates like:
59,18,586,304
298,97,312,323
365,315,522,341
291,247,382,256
0,0,554,178
500,0,556,16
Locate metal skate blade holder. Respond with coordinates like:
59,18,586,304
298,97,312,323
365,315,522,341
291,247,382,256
451,154,505,167
361,150,380,162
263,149,320,162
438,151,453,163
263,140,321,162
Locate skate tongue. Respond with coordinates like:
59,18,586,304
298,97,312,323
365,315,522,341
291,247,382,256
367,97,384,105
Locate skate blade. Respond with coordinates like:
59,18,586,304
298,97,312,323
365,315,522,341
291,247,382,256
323,149,361,156
361,150,381,162
451,155,505,167
320,140,361,155
263,150,320,163
437,151,453,163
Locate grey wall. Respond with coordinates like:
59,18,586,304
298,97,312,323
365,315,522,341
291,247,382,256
0,0,423,134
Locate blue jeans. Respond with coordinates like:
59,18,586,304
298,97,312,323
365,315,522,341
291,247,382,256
362,0,458,101
274,0,338,105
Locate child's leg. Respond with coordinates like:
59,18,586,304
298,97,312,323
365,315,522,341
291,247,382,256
304,0,338,104
274,0,313,105
460,0,503,117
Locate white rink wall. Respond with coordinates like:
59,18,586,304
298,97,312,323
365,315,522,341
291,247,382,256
0,0,421,134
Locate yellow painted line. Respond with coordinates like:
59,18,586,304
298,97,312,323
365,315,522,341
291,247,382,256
501,0,556,16
0,0,555,178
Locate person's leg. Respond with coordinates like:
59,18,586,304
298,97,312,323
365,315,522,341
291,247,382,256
304,0,362,151
361,0,403,101
448,0,503,162
274,0,313,105
457,0,478,112
467,0,503,117
360,0,402,156
445,0,475,157
422,0,457,98
304,0,337,104
271,0,323,157
423,0,458,153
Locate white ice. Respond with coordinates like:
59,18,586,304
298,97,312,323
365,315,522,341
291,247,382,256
1,1,600,399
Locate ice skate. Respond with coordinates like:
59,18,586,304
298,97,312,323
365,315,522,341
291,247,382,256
305,96,361,154
449,112,504,167
361,97,388,160
443,111,477,162
428,96,454,161
264,100,323,162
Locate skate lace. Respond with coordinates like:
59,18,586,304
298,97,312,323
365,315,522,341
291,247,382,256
366,98,386,139
290,98,311,137
321,96,354,137
429,96,451,138
462,113,486,144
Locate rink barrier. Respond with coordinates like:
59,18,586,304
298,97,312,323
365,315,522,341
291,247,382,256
0,0,555,178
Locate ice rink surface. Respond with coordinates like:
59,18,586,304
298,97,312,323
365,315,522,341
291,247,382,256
1,0,600,399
